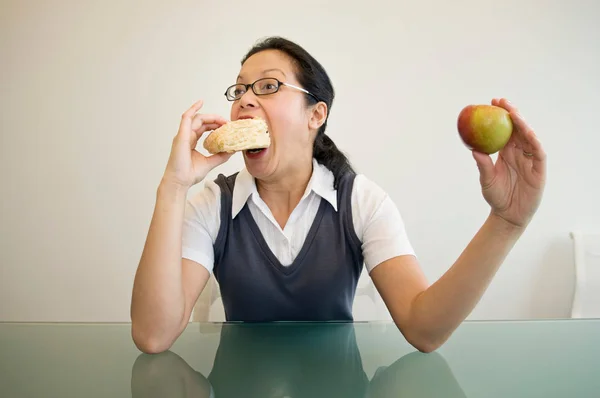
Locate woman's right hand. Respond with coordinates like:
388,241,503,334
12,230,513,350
162,99,233,189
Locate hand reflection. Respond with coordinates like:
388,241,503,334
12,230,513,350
131,324,465,398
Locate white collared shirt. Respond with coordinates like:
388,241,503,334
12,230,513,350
182,159,415,273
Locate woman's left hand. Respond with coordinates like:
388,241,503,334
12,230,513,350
473,98,547,228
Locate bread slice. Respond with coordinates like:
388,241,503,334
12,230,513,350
203,118,270,154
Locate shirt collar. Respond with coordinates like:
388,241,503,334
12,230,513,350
231,158,338,219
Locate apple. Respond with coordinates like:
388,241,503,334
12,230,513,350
457,105,513,154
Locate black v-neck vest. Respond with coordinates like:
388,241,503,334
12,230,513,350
212,171,364,322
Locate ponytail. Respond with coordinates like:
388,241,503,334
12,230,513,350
313,132,354,189
241,37,354,187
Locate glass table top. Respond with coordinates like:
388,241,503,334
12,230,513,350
1,319,599,397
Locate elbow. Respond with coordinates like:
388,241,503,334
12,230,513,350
131,324,174,355
410,338,442,354
134,338,171,355
403,328,448,354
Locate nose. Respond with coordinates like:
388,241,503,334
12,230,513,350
239,89,258,109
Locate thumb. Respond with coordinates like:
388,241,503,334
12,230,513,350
205,151,234,170
472,150,495,187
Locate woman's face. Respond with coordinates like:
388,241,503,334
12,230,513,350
230,50,321,181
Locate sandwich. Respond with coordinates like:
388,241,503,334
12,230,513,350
203,117,270,154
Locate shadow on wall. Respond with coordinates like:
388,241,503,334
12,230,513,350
529,235,575,319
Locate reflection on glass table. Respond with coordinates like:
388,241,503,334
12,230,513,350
132,323,466,397
1,319,599,397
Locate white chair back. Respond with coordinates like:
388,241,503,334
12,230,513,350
570,231,600,318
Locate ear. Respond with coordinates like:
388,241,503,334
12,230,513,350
308,102,328,131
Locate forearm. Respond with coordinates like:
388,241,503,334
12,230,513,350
409,212,524,348
131,180,189,347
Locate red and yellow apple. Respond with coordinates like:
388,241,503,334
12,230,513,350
457,105,513,154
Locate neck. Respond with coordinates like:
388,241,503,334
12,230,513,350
256,159,314,227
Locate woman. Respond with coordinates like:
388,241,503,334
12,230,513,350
130,37,546,354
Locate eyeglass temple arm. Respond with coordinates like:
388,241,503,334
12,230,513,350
282,82,319,101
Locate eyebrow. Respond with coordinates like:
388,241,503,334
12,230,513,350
237,68,287,81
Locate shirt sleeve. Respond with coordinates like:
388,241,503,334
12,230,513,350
181,180,222,274
352,174,416,273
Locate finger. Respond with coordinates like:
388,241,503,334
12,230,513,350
174,122,220,151
527,133,547,175
191,114,228,132
182,99,205,120
496,98,519,114
190,122,222,149
194,122,222,134
177,99,205,139
509,111,539,152
472,150,496,188
507,112,546,177
532,146,547,177
204,151,234,170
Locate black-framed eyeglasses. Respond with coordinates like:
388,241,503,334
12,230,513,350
224,77,319,102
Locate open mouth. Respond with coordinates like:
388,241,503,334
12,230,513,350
244,147,268,158
245,148,266,154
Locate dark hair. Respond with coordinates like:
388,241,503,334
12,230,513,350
241,36,355,188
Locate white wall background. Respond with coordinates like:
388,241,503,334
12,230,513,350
1,0,599,322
